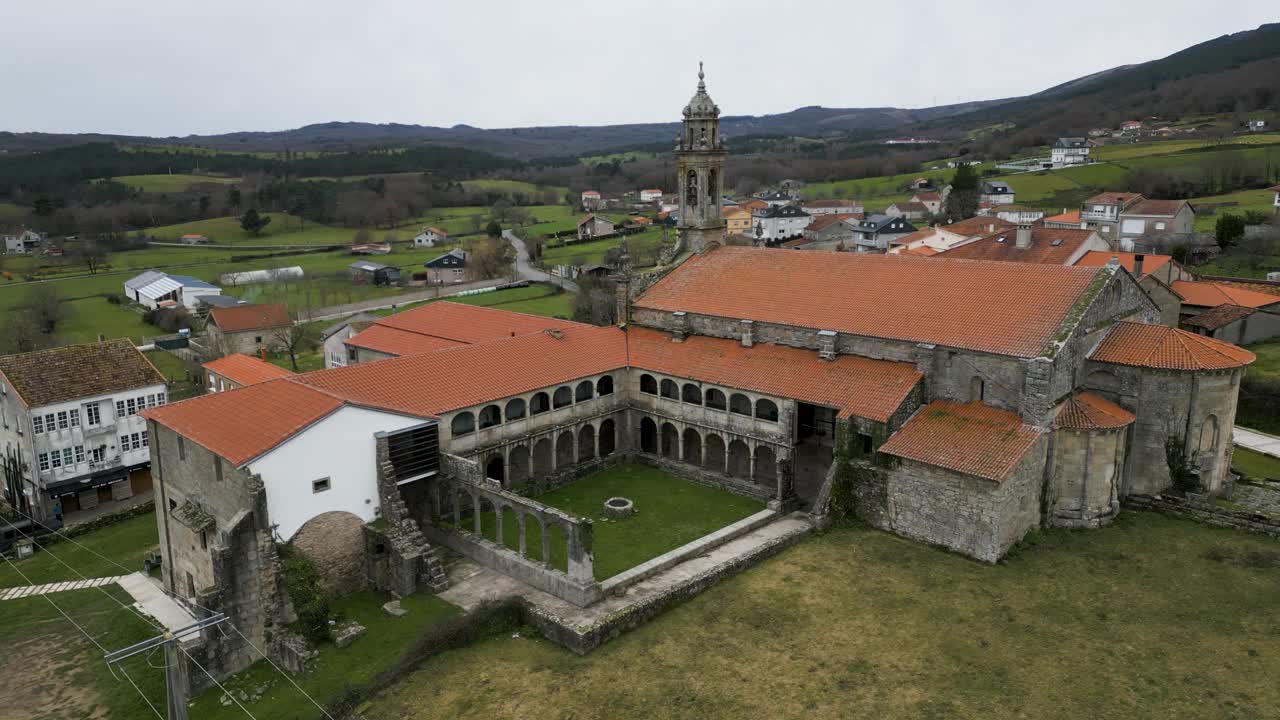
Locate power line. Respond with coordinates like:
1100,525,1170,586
117,664,166,720
181,646,259,720
1,554,107,653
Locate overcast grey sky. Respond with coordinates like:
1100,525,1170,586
2,2,1276,136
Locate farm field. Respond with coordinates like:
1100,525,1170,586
540,227,666,267
1187,188,1278,231
1092,133,1280,161
145,214,353,246
461,179,568,199
112,173,238,193
365,512,1280,720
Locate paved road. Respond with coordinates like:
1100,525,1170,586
504,230,579,293
1234,426,1280,458
300,278,510,323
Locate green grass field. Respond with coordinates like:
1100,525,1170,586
112,174,238,193
461,179,568,200
540,227,666,267
1232,447,1280,482
1187,188,1278,231
146,214,354,246
1091,134,1280,162
57,297,159,344
365,511,1280,720
0,511,158,587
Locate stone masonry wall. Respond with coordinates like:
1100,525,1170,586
290,510,368,595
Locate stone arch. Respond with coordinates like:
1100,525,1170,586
597,375,614,396
505,398,527,421
578,424,596,462
755,398,779,422
478,404,502,430
1199,414,1220,453
640,417,657,453
485,454,505,484
686,169,699,207
705,434,726,473
530,391,551,415
523,513,547,563
682,428,702,466
728,439,750,478
500,506,521,553
532,438,553,476
599,418,616,457
556,431,575,467
508,445,530,486
754,446,777,484
640,374,658,395
575,380,594,402
705,388,727,410
729,393,752,416
660,422,679,459
682,383,703,405
451,411,475,436
660,379,679,399
476,496,497,538
290,511,367,594
553,386,573,409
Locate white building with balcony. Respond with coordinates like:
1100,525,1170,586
0,339,167,522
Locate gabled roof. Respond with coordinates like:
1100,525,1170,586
424,249,468,268
807,214,855,232
889,201,929,213
757,205,809,219
936,227,1097,266
1044,209,1081,225
900,246,939,257
627,327,921,422
350,260,391,272
578,213,613,226
420,226,448,236
633,246,1104,358
124,270,166,291
1073,251,1171,278
321,312,379,340
346,301,583,358
878,401,1042,482
209,304,291,333
136,275,182,300
0,339,165,408
802,199,859,208
1084,192,1142,206
345,324,466,357
167,274,220,290
1181,304,1257,331
913,191,942,202
202,354,296,387
1125,199,1188,217
1171,280,1280,309
1089,321,1255,371
940,216,1014,238
1055,391,1135,430
981,181,1013,194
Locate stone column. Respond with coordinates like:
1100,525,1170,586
817,330,837,361
672,311,689,341
540,520,551,568
494,503,504,547
740,319,754,348
566,520,594,584
517,514,527,557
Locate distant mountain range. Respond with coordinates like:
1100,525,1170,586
2,23,1278,160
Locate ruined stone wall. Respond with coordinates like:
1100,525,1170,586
290,511,368,595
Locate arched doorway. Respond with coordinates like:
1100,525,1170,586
682,428,702,466
556,431,575,467
640,417,657,453
532,438,553,476
290,511,367,594
599,419,616,457
728,440,750,479
705,434,726,473
754,446,777,485
507,445,530,486
578,425,596,462
661,423,679,459
485,454,504,484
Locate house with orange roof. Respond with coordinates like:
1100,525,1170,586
203,353,295,392
136,72,1263,680
204,303,292,357
801,198,863,216
1169,280,1280,343
413,227,449,247
721,206,752,235
1073,251,1191,326
1042,209,1082,229
936,224,1111,267
639,188,663,203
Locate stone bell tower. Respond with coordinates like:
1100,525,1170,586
676,62,727,254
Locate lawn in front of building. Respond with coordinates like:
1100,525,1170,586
0,510,158,588
447,463,764,581
1233,446,1280,482
365,511,1280,720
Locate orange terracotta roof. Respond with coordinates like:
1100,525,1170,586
345,324,465,357
722,207,751,219
202,354,295,387
878,401,1042,482
935,227,1098,266
889,227,940,247
1044,209,1080,224
1089,321,1255,370
1200,278,1280,298
634,246,1102,358
209,303,291,333
1125,199,1187,217
803,199,858,208
346,301,585,358
1074,251,1171,278
740,199,768,210
1055,391,1135,430
144,379,344,466
939,216,1014,238
1084,192,1143,206
781,238,815,248
1181,304,1257,331
426,227,448,235
1171,280,1280,309
913,191,942,202
900,246,939,257
806,214,855,232
628,327,920,422
300,325,628,417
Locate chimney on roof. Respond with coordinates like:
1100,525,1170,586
818,330,837,361
671,311,689,342
987,223,995,233
740,319,754,348
1133,254,1145,278
545,328,564,340
260,347,267,361
1015,223,1032,249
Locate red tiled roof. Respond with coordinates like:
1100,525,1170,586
144,379,344,466
344,324,465,357
629,327,921,421
634,246,1102,358
1074,251,1171,278
913,192,942,202
940,216,1014,238
803,199,858,208
900,246,939,257
1181,304,1257,331
936,227,1098,266
1055,391,1135,430
806,214,855,232
1170,280,1280,309
426,227,448,235
781,238,815,248
209,303,291,333
879,401,1042,482
1125,199,1187,217
374,301,582,345
203,354,295,387
1043,210,1080,224
1201,278,1280,298
1084,192,1143,206
1089,321,1255,370
582,191,601,196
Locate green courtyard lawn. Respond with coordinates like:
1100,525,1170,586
0,510,158,588
449,464,764,581
186,590,460,720
365,511,1280,720
1233,447,1280,482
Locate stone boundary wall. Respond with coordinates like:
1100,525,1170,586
1124,495,1280,538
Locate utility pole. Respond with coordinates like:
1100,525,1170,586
105,613,226,720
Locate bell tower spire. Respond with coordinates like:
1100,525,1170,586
676,62,726,254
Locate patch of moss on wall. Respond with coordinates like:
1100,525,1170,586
279,543,333,643
1165,437,1199,494
827,419,891,522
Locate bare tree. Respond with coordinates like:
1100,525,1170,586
271,318,320,372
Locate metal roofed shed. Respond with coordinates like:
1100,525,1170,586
349,260,402,286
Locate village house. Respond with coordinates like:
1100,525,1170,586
1073,251,1190,326
139,68,1258,682
1079,191,1144,236
802,214,857,245
884,201,929,221
414,227,449,247
577,214,615,240
423,248,470,284
1271,184,1280,214
320,313,378,369
123,271,224,310
1043,209,1083,229
639,188,663,203
179,234,211,245
2,229,44,254
1120,120,1143,133
1116,198,1195,252
0,340,167,523
751,205,810,243
1171,280,1280,344
851,214,917,252
979,181,1015,205
349,260,402,286
801,198,863,216
1050,137,1090,167
911,191,943,214
203,353,295,393
203,303,291,357
722,206,752,235
908,177,934,191
581,190,602,210
755,190,795,208
937,224,1112,268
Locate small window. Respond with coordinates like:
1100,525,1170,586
61,447,73,466
255,336,263,344
33,416,43,434
214,460,223,482
199,531,208,550
38,452,49,472
74,445,84,463
312,477,331,493
141,430,149,448
126,398,137,416
156,392,166,405
45,413,56,430
858,433,873,454
51,451,62,469
69,409,80,428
